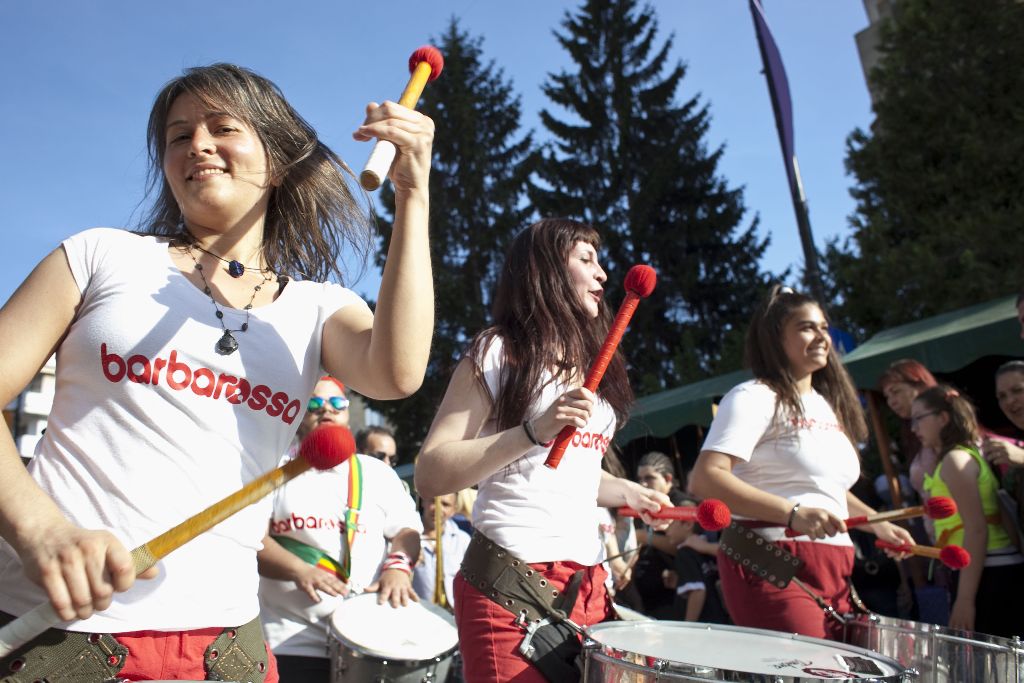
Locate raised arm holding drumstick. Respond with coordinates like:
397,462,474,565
0,61,434,682
416,219,670,683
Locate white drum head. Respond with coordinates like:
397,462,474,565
589,622,903,678
329,593,458,661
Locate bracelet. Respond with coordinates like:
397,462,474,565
522,419,544,446
381,559,412,575
786,502,802,530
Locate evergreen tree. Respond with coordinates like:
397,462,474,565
365,19,536,456
827,0,1024,336
534,0,775,393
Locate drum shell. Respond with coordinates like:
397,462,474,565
845,613,1024,683
583,621,912,682
327,594,460,683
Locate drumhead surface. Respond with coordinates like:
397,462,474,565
588,622,903,678
329,593,458,660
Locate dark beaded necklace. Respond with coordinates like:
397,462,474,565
191,243,271,278
185,245,274,355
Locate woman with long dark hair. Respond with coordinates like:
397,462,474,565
0,63,434,681
691,286,913,640
416,218,669,683
912,385,1024,636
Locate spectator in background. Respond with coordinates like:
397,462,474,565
413,493,471,608
983,360,1024,546
357,426,398,467
914,385,1024,637
667,497,729,624
879,359,939,506
633,451,687,619
451,488,476,535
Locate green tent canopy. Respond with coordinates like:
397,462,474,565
617,295,1021,444
842,295,1020,390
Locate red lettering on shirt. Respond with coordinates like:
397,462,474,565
98,344,299,425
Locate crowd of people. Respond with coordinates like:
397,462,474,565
0,60,1021,683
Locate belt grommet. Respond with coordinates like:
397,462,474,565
539,579,547,587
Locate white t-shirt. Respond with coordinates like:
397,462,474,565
259,453,422,658
701,380,860,546
412,518,472,606
0,228,367,632
472,337,617,564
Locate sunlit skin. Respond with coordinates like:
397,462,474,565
566,241,607,319
882,381,920,420
163,93,275,241
781,304,830,391
298,379,349,438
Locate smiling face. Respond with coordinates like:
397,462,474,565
910,397,947,450
781,303,831,380
997,370,1024,430
565,240,607,318
162,92,273,232
883,381,920,420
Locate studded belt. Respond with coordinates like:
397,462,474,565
719,521,804,589
459,530,583,626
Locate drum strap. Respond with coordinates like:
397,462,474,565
720,522,849,625
460,531,587,683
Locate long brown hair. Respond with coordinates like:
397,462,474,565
467,218,633,430
745,286,867,443
143,63,371,283
914,385,980,455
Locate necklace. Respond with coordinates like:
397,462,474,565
185,245,273,355
191,243,271,279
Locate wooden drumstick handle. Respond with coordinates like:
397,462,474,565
360,59,437,191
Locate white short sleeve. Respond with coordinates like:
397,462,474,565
701,380,777,462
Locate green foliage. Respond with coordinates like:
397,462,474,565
365,19,536,456
827,0,1024,337
533,0,775,392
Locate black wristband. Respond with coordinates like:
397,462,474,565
786,502,802,530
522,420,543,446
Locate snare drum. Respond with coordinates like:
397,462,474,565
328,593,459,682
845,613,1024,683
584,621,912,681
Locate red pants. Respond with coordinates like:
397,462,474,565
718,540,853,641
454,561,609,683
115,628,279,682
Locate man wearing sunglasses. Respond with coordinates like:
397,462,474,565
257,377,422,682
357,426,398,468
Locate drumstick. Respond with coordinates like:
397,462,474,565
749,496,957,536
618,499,732,531
0,425,355,658
875,540,971,569
545,265,657,469
359,45,445,191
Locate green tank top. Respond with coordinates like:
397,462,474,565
923,444,1012,550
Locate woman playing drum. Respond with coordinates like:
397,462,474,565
691,286,913,640
415,218,669,682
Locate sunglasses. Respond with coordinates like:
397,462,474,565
307,396,349,411
369,451,397,465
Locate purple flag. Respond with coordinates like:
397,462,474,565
749,0,797,197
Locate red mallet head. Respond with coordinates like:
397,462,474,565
925,496,957,519
409,46,444,81
939,545,971,570
624,265,657,298
696,499,731,531
299,425,356,471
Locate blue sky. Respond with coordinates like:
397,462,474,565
0,1,871,303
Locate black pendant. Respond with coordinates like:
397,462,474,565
217,330,239,355
228,260,245,278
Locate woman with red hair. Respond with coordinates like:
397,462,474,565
879,359,939,506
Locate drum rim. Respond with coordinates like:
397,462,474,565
585,620,908,679
845,612,1024,652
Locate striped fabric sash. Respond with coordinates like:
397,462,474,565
341,454,364,580
270,534,345,579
